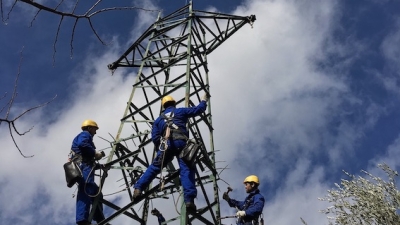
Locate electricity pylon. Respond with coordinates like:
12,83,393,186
94,2,255,224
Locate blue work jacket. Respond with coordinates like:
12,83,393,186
227,189,265,222
151,101,207,146
71,130,96,160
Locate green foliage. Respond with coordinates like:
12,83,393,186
319,164,400,225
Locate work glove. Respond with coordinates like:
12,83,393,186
222,192,230,201
236,211,246,218
94,150,104,160
202,93,210,102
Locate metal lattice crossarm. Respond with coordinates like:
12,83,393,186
107,4,255,70
94,1,255,225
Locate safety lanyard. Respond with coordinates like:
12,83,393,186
242,193,255,210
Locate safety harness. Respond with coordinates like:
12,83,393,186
68,150,97,165
160,110,188,142
157,110,201,189
160,110,201,162
239,192,264,225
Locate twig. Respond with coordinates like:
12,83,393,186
0,48,57,157
2,0,160,59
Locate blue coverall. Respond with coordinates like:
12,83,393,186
157,214,166,224
226,189,265,225
134,100,207,203
71,131,105,224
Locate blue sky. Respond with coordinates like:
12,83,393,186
1,0,400,224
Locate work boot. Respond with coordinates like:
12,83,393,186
185,202,197,212
133,188,141,198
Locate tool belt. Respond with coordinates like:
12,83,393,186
160,110,201,165
170,129,187,140
63,152,96,188
179,138,201,166
70,152,96,165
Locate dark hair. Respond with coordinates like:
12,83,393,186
246,182,259,188
163,101,176,108
82,126,96,131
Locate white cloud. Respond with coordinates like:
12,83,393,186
209,0,351,181
368,134,400,175
380,18,400,94
265,160,330,225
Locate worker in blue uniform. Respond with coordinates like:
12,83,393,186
70,120,106,225
133,94,209,211
223,175,265,225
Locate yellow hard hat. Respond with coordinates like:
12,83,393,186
161,95,176,107
243,175,259,184
81,120,99,129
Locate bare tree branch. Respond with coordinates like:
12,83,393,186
0,1,160,157
0,92,7,113
2,0,160,61
29,7,41,27
1,48,57,158
52,15,64,63
2,0,17,23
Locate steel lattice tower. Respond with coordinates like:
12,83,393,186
93,2,255,225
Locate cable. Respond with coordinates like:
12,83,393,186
103,187,128,197
83,161,103,198
172,192,183,215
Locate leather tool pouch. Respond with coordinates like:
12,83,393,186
63,160,82,188
179,139,201,165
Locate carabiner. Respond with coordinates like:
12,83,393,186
159,139,168,151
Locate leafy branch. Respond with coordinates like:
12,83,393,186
319,163,400,225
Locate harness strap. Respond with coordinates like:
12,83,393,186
161,111,188,140
242,193,256,210
241,193,262,225
69,151,94,165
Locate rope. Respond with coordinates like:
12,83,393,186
172,192,183,215
158,125,171,190
103,187,128,196
83,161,103,198
159,152,167,191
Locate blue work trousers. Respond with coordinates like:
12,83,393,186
76,163,105,224
135,139,197,203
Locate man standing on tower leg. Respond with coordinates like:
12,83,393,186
70,120,107,225
133,94,209,211
223,175,265,225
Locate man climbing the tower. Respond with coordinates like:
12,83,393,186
133,94,209,211
223,175,265,225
